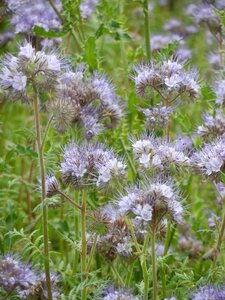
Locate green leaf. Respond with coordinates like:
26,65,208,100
33,26,67,38
83,36,98,71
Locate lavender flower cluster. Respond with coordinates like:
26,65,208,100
0,255,60,299
102,286,140,300
132,134,191,172
132,58,199,103
6,0,62,33
0,42,64,101
118,177,183,226
50,65,123,136
60,141,126,189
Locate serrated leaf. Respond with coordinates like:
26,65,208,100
33,26,67,38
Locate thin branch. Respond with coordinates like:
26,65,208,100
57,190,82,211
41,114,54,152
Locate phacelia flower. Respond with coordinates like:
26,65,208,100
102,286,140,300
49,66,123,136
0,254,38,296
197,110,225,139
191,137,225,178
140,103,173,130
60,141,125,190
131,134,190,172
80,0,99,20
6,0,62,34
118,177,184,228
213,78,225,106
163,18,197,37
0,41,65,101
189,4,221,33
132,57,199,103
45,175,59,198
0,254,61,299
150,34,181,53
88,207,135,261
191,285,225,300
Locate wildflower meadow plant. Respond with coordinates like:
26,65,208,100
1,1,225,300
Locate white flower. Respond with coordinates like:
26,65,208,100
133,203,152,222
46,54,61,71
18,43,35,59
12,73,27,91
119,193,137,213
139,153,151,168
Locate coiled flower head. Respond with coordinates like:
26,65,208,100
0,41,65,101
60,141,126,190
191,137,225,178
191,285,225,300
88,206,135,261
140,103,173,130
189,3,221,33
102,286,140,300
197,110,225,139
118,177,184,229
131,134,190,173
6,0,62,34
0,254,38,295
0,255,61,299
132,57,199,103
49,66,123,136
213,78,225,106
80,0,99,20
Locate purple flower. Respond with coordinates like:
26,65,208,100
132,57,199,103
191,285,225,300
191,137,225,177
0,41,65,101
117,177,184,226
102,286,140,300
80,0,99,20
197,110,225,139
6,0,62,34
50,66,123,135
131,134,190,172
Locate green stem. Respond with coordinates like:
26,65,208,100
143,0,151,61
119,138,137,180
216,212,225,256
81,189,87,300
33,87,52,300
73,191,80,276
125,263,133,287
142,230,150,300
125,217,141,254
87,234,98,272
48,0,64,22
152,227,157,300
57,190,82,211
161,222,171,298
40,114,53,151
111,264,125,286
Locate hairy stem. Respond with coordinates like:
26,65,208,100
152,227,157,300
142,230,150,300
161,221,171,298
73,191,80,277
111,264,125,286
57,190,82,211
143,0,151,61
120,138,137,180
33,87,52,300
81,189,87,300
87,233,98,272
216,212,225,255
40,114,53,151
